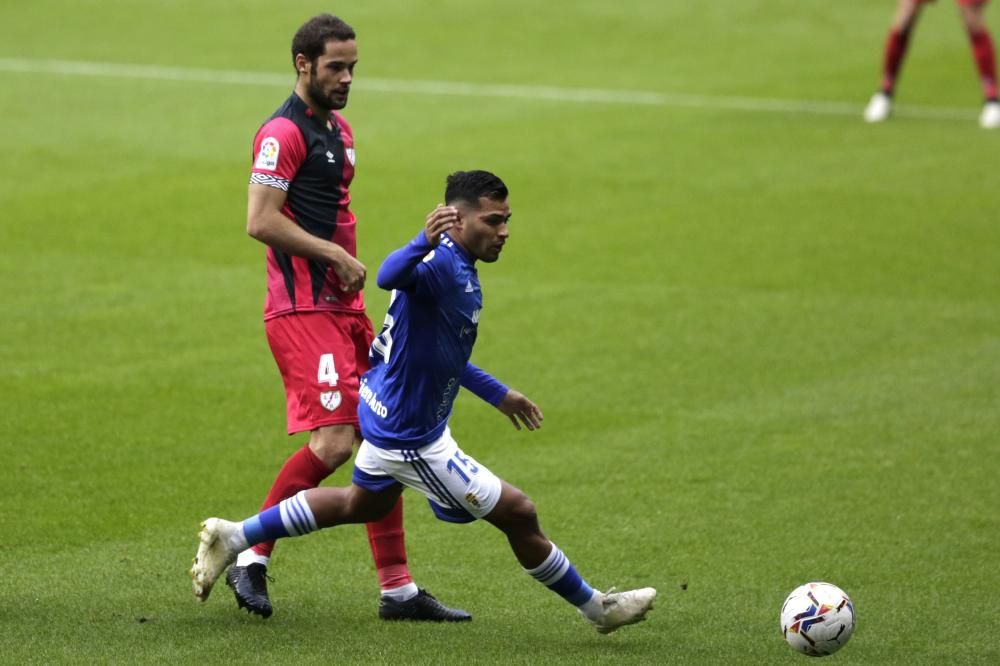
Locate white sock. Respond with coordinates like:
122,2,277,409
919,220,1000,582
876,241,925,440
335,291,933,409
577,589,605,621
228,527,250,553
525,543,599,613
381,582,419,601
235,549,270,568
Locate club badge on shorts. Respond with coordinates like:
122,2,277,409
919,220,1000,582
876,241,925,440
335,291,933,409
320,390,342,412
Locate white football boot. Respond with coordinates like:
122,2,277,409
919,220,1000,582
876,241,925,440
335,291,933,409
190,518,242,601
585,587,657,634
979,100,1000,129
864,92,892,123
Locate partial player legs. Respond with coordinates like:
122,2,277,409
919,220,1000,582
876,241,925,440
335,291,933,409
308,425,421,603
482,482,552,568
228,425,352,618
304,483,404,526
867,0,1000,127
249,425,353,561
299,485,471,621
194,483,469,620
195,485,398,596
883,0,924,94
364,498,411,593
959,2,1000,127
352,434,657,632
192,477,652,630
194,486,396,604
866,0,925,123
229,423,432,619
484,481,657,634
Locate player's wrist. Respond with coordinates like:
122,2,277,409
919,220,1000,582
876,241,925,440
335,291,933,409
416,230,436,249
326,242,349,266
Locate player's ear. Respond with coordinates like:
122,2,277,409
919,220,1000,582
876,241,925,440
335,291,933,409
294,53,310,77
453,207,467,232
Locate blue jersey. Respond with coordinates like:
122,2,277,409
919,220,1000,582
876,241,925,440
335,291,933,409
359,232,507,449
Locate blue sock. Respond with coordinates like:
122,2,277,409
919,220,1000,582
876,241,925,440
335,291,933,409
525,543,597,608
241,490,318,547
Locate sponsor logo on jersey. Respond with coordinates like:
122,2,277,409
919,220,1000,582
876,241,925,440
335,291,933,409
320,390,342,411
326,150,336,163
422,250,436,263
255,137,280,170
465,280,474,293
465,492,481,508
434,377,459,423
346,147,356,166
359,381,389,418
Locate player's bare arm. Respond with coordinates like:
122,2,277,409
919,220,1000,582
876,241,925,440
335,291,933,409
497,389,544,431
423,204,458,247
247,183,366,292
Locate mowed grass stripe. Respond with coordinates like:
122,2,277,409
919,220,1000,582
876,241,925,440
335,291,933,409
0,56,976,121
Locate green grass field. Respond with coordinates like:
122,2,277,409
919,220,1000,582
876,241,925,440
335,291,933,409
2,1,999,663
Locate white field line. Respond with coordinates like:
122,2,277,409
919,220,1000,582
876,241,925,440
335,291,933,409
0,56,975,121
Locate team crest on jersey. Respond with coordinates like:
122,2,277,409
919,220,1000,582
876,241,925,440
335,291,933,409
255,137,280,170
320,390,342,412
346,147,356,166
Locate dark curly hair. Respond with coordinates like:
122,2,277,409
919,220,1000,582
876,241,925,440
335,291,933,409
291,14,356,70
445,171,508,207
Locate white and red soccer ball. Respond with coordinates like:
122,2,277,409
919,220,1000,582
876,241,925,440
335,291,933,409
780,582,856,657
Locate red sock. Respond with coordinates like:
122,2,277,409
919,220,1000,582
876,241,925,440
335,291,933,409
969,30,998,100
251,444,331,558
365,497,413,591
881,28,912,94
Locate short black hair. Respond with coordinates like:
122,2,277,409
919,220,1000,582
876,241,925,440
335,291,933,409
291,14,356,70
444,170,508,207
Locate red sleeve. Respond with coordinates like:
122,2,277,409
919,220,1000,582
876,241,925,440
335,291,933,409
249,117,306,190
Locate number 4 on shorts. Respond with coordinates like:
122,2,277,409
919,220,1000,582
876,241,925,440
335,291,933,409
318,353,339,386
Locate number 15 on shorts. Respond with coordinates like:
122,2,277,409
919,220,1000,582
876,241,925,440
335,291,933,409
446,451,479,483
318,353,339,386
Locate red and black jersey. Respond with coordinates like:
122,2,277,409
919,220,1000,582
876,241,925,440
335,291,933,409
249,92,362,319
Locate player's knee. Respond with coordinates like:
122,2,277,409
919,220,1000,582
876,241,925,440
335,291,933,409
964,13,988,34
309,426,356,469
485,483,541,534
505,490,539,529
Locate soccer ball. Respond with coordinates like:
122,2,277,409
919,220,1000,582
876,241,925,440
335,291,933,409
780,582,856,657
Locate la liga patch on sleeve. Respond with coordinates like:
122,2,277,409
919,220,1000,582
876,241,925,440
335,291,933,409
255,137,280,170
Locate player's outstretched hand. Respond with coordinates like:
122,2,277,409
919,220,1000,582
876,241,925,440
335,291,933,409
424,204,459,247
497,389,544,431
332,247,366,293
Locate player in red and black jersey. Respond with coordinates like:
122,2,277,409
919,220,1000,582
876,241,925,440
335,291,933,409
227,14,468,622
865,0,1000,127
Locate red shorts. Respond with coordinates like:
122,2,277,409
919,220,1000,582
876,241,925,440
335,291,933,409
265,311,375,435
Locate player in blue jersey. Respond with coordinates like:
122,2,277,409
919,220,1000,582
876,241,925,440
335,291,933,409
191,171,657,633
